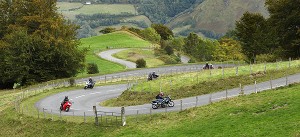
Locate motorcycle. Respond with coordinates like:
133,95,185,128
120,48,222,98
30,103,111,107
151,96,174,109
60,101,72,112
84,81,95,89
148,74,159,81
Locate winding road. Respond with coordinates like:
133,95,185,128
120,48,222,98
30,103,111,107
35,49,300,117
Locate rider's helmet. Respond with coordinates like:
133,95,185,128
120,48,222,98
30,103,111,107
160,92,164,96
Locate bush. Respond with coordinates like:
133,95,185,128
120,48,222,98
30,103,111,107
256,54,277,63
136,58,146,68
87,63,99,74
188,58,196,63
164,45,174,55
159,55,177,64
69,77,76,86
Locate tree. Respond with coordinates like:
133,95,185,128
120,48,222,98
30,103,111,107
151,24,174,40
213,38,245,61
235,12,269,61
266,0,300,58
0,0,85,89
142,27,161,44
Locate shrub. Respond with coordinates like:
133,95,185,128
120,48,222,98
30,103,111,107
164,45,174,55
87,63,99,74
136,58,146,68
256,54,277,63
159,55,177,64
188,58,196,63
69,77,76,86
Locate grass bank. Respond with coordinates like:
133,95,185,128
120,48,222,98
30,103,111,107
112,48,165,67
102,60,300,106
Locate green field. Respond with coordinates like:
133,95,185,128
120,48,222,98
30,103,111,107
112,48,165,67
1,82,300,136
57,3,136,19
77,31,151,77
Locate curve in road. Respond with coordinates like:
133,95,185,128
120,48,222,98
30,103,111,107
36,73,300,116
99,48,136,69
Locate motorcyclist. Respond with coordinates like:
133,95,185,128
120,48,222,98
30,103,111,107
61,96,69,107
88,77,93,84
204,62,209,69
156,92,164,104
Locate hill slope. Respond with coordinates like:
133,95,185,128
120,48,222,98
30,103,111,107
167,0,269,37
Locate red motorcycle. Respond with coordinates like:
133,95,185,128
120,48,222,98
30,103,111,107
60,101,72,112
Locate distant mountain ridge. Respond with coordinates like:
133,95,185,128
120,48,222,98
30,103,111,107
57,0,268,39
167,0,269,38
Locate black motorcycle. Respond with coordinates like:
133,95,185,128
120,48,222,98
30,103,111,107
84,81,95,89
152,96,174,109
148,74,159,81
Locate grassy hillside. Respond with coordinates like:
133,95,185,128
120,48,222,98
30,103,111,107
167,0,269,37
78,31,151,77
1,83,300,136
112,48,165,67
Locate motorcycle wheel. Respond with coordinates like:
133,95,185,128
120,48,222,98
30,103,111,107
168,101,174,107
84,86,87,89
65,107,70,112
152,104,158,109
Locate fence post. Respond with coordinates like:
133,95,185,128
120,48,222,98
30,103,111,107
43,108,45,119
239,83,244,95
226,89,228,99
180,100,183,111
136,110,139,123
289,57,291,68
37,108,39,119
195,96,198,107
255,81,257,93
84,112,86,123
209,94,212,104
121,107,126,126
93,106,99,126
264,62,267,73
270,76,273,89
286,73,288,86
51,109,53,121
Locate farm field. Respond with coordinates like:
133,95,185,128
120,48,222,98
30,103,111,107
57,2,137,20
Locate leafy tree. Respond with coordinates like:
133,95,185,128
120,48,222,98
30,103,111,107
151,24,174,40
213,38,245,61
235,12,269,61
0,0,85,89
266,0,300,58
136,58,146,68
164,45,174,55
142,27,161,44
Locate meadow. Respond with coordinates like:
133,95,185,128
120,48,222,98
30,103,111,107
78,31,151,77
